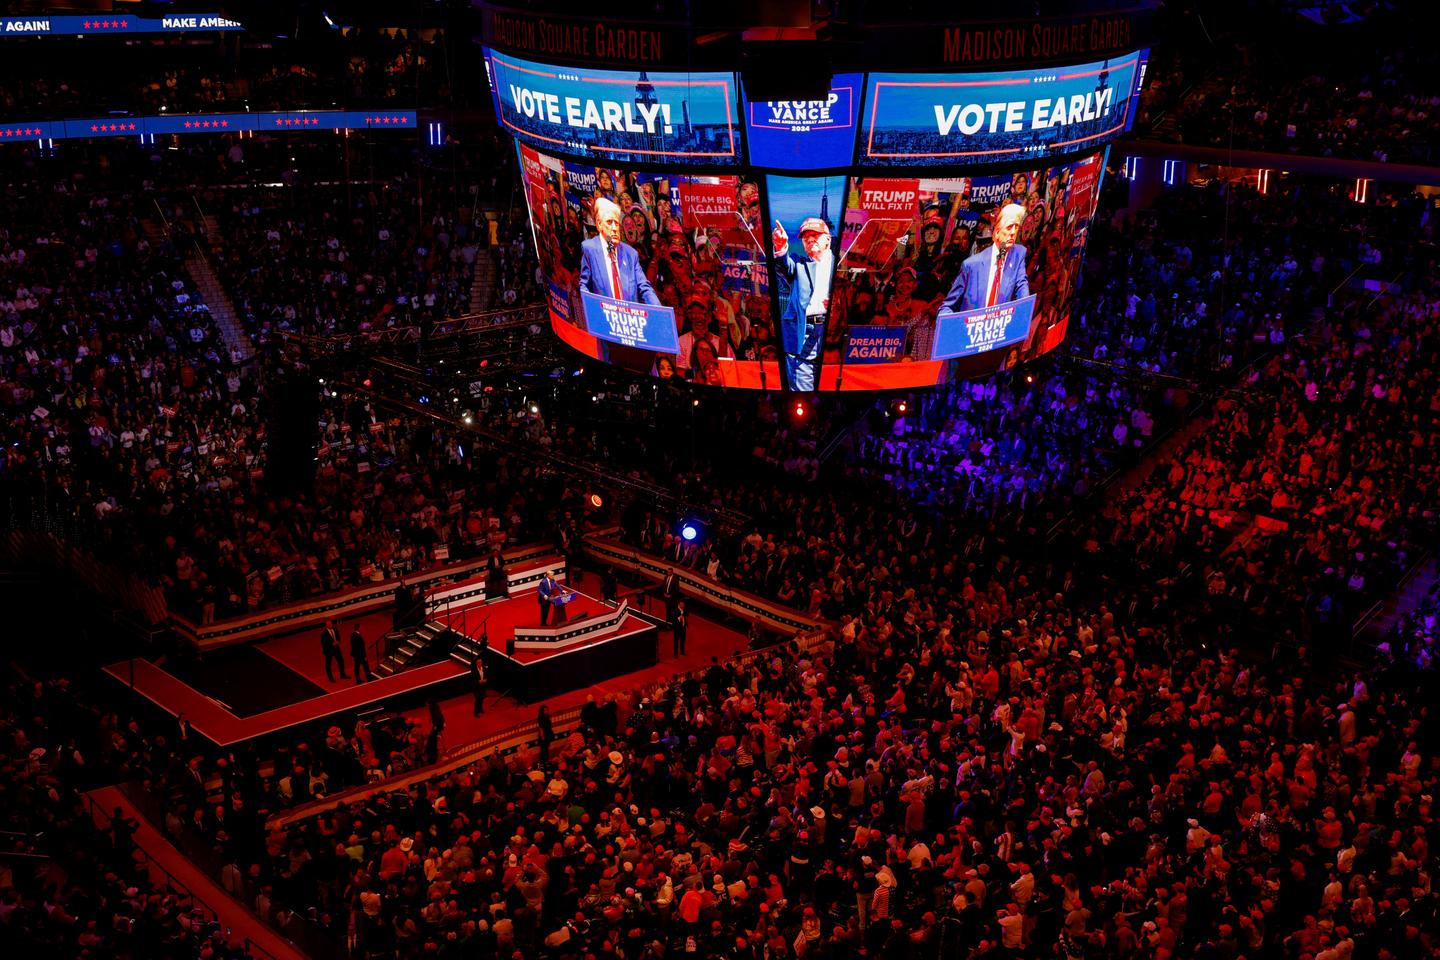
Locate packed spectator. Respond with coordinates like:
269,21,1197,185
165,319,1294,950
205,178,480,343
0,26,461,120
0,671,258,959
1143,7,1440,165
4,105,1440,960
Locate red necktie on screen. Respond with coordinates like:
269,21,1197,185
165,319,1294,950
608,244,623,299
987,247,1007,308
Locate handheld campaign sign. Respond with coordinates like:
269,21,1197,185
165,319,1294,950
844,326,908,364
933,295,1037,360
581,292,680,353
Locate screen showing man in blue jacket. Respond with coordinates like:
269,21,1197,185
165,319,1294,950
771,216,834,391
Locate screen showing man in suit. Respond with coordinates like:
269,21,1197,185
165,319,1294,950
940,202,1030,313
513,142,1105,392
580,197,661,305
826,150,1105,389
518,142,782,389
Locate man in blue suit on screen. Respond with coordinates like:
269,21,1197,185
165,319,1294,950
579,197,660,307
940,203,1031,314
771,215,833,392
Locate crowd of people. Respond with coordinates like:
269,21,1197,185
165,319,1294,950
1149,10,1440,164
628,181,1424,637
4,26,1440,957
0,27,460,121
0,145,567,622
0,670,260,959
206,177,481,344
16,422,1437,960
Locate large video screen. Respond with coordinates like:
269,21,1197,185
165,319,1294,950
742,73,863,170
519,142,782,388
861,53,1142,167
488,49,743,167
520,139,1107,390
825,151,1106,389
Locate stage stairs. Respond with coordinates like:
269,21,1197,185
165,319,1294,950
448,631,492,668
375,620,459,677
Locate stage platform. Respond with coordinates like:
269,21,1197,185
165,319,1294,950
104,581,656,746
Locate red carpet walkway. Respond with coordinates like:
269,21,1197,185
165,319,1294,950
87,785,306,960
104,657,468,746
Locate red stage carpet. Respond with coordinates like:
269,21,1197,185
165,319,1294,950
104,578,717,747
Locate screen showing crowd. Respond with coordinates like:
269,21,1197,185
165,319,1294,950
519,142,783,388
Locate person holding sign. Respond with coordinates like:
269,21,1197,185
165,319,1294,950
579,197,661,307
772,216,834,392
940,203,1031,314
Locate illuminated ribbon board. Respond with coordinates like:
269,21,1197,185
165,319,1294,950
0,14,244,36
0,111,418,142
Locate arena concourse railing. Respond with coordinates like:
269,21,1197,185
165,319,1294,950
285,304,549,355
169,539,562,650
583,533,828,636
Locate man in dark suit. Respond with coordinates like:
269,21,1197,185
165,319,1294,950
537,704,554,766
485,548,508,598
940,203,1031,314
661,567,681,621
320,619,346,682
579,198,660,307
470,652,488,715
537,570,558,625
350,624,372,683
672,599,688,657
771,216,834,391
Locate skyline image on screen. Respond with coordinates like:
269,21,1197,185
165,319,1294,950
488,49,743,167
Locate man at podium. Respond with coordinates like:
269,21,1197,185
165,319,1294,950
538,570,577,625
551,586,577,625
